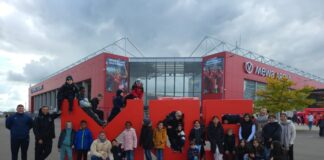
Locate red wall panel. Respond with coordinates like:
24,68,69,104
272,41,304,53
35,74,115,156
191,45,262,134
202,52,324,100
202,99,253,159
61,99,144,160
29,53,129,119
149,99,200,160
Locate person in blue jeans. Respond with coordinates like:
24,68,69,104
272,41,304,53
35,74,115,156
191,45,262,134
58,121,75,160
139,119,154,160
6,104,33,160
262,114,282,160
74,120,93,160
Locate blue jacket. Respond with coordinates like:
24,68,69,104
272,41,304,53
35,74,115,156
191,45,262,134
74,128,93,150
6,113,33,139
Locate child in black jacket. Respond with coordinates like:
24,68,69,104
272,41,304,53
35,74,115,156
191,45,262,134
111,139,125,160
235,140,248,160
139,119,154,160
57,75,79,113
224,128,236,160
188,141,199,160
248,139,264,160
175,124,186,152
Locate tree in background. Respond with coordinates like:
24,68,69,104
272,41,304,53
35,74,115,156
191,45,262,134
255,77,315,113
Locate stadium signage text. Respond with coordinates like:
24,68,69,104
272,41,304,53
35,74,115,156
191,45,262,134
244,62,290,79
30,85,44,93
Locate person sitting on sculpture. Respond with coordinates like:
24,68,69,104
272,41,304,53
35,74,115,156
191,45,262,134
124,79,144,107
78,87,105,126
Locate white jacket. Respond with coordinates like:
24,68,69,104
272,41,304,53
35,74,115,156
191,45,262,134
280,120,296,149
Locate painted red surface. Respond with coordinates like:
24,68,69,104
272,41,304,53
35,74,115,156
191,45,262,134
149,99,200,160
304,108,324,124
29,53,128,118
60,98,253,160
202,99,253,160
61,99,144,160
30,51,324,114
201,52,324,100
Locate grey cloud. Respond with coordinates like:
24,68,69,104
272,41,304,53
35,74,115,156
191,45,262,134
7,71,25,82
1,0,324,82
7,56,62,83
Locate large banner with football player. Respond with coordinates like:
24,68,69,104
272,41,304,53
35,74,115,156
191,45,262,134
106,58,128,92
203,57,224,95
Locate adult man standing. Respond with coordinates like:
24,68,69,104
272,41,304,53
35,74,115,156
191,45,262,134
5,104,33,160
255,108,269,141
280,113,296,160
163,110,184,151
33,106,61,160
262,115,282,160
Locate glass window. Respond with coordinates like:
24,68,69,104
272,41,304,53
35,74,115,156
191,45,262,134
244,80,267,100
129,59,202,105
244,80,256,100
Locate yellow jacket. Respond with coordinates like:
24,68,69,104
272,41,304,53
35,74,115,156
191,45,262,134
153,128,167,149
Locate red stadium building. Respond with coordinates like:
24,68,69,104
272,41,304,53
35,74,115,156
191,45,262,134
29,51,324,117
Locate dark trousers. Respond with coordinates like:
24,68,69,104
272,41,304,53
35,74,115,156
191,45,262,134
35,139,52,160
284,145,294,160
319,127,324,137
11,138,29,160
288,145,294,160
58,96,75,112
77,150,88,160
93,109,104,120
82,108,104,125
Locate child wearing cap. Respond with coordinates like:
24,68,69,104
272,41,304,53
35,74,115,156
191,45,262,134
57,75,79,113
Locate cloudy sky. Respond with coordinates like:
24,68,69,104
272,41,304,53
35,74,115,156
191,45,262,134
1,0,324,111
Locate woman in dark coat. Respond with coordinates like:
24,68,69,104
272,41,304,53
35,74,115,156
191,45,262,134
317,115,324,137
189,120,206,158
139,119,154,160
207,116,224,160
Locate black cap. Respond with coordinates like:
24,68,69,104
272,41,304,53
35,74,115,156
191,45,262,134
66,75,73,81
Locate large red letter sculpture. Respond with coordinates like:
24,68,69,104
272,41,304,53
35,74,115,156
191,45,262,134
61,99,144,160
149,99,200,159
203,99,253,160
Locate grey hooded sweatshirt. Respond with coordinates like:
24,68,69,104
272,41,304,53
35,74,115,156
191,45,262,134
280,120,296,149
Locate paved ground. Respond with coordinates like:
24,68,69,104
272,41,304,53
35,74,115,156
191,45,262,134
1,117,323,160
0,117,60,160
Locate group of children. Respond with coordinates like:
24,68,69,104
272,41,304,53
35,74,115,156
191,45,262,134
58,117,285,160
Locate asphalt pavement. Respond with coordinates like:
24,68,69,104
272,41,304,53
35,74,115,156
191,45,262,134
1,118,323,160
